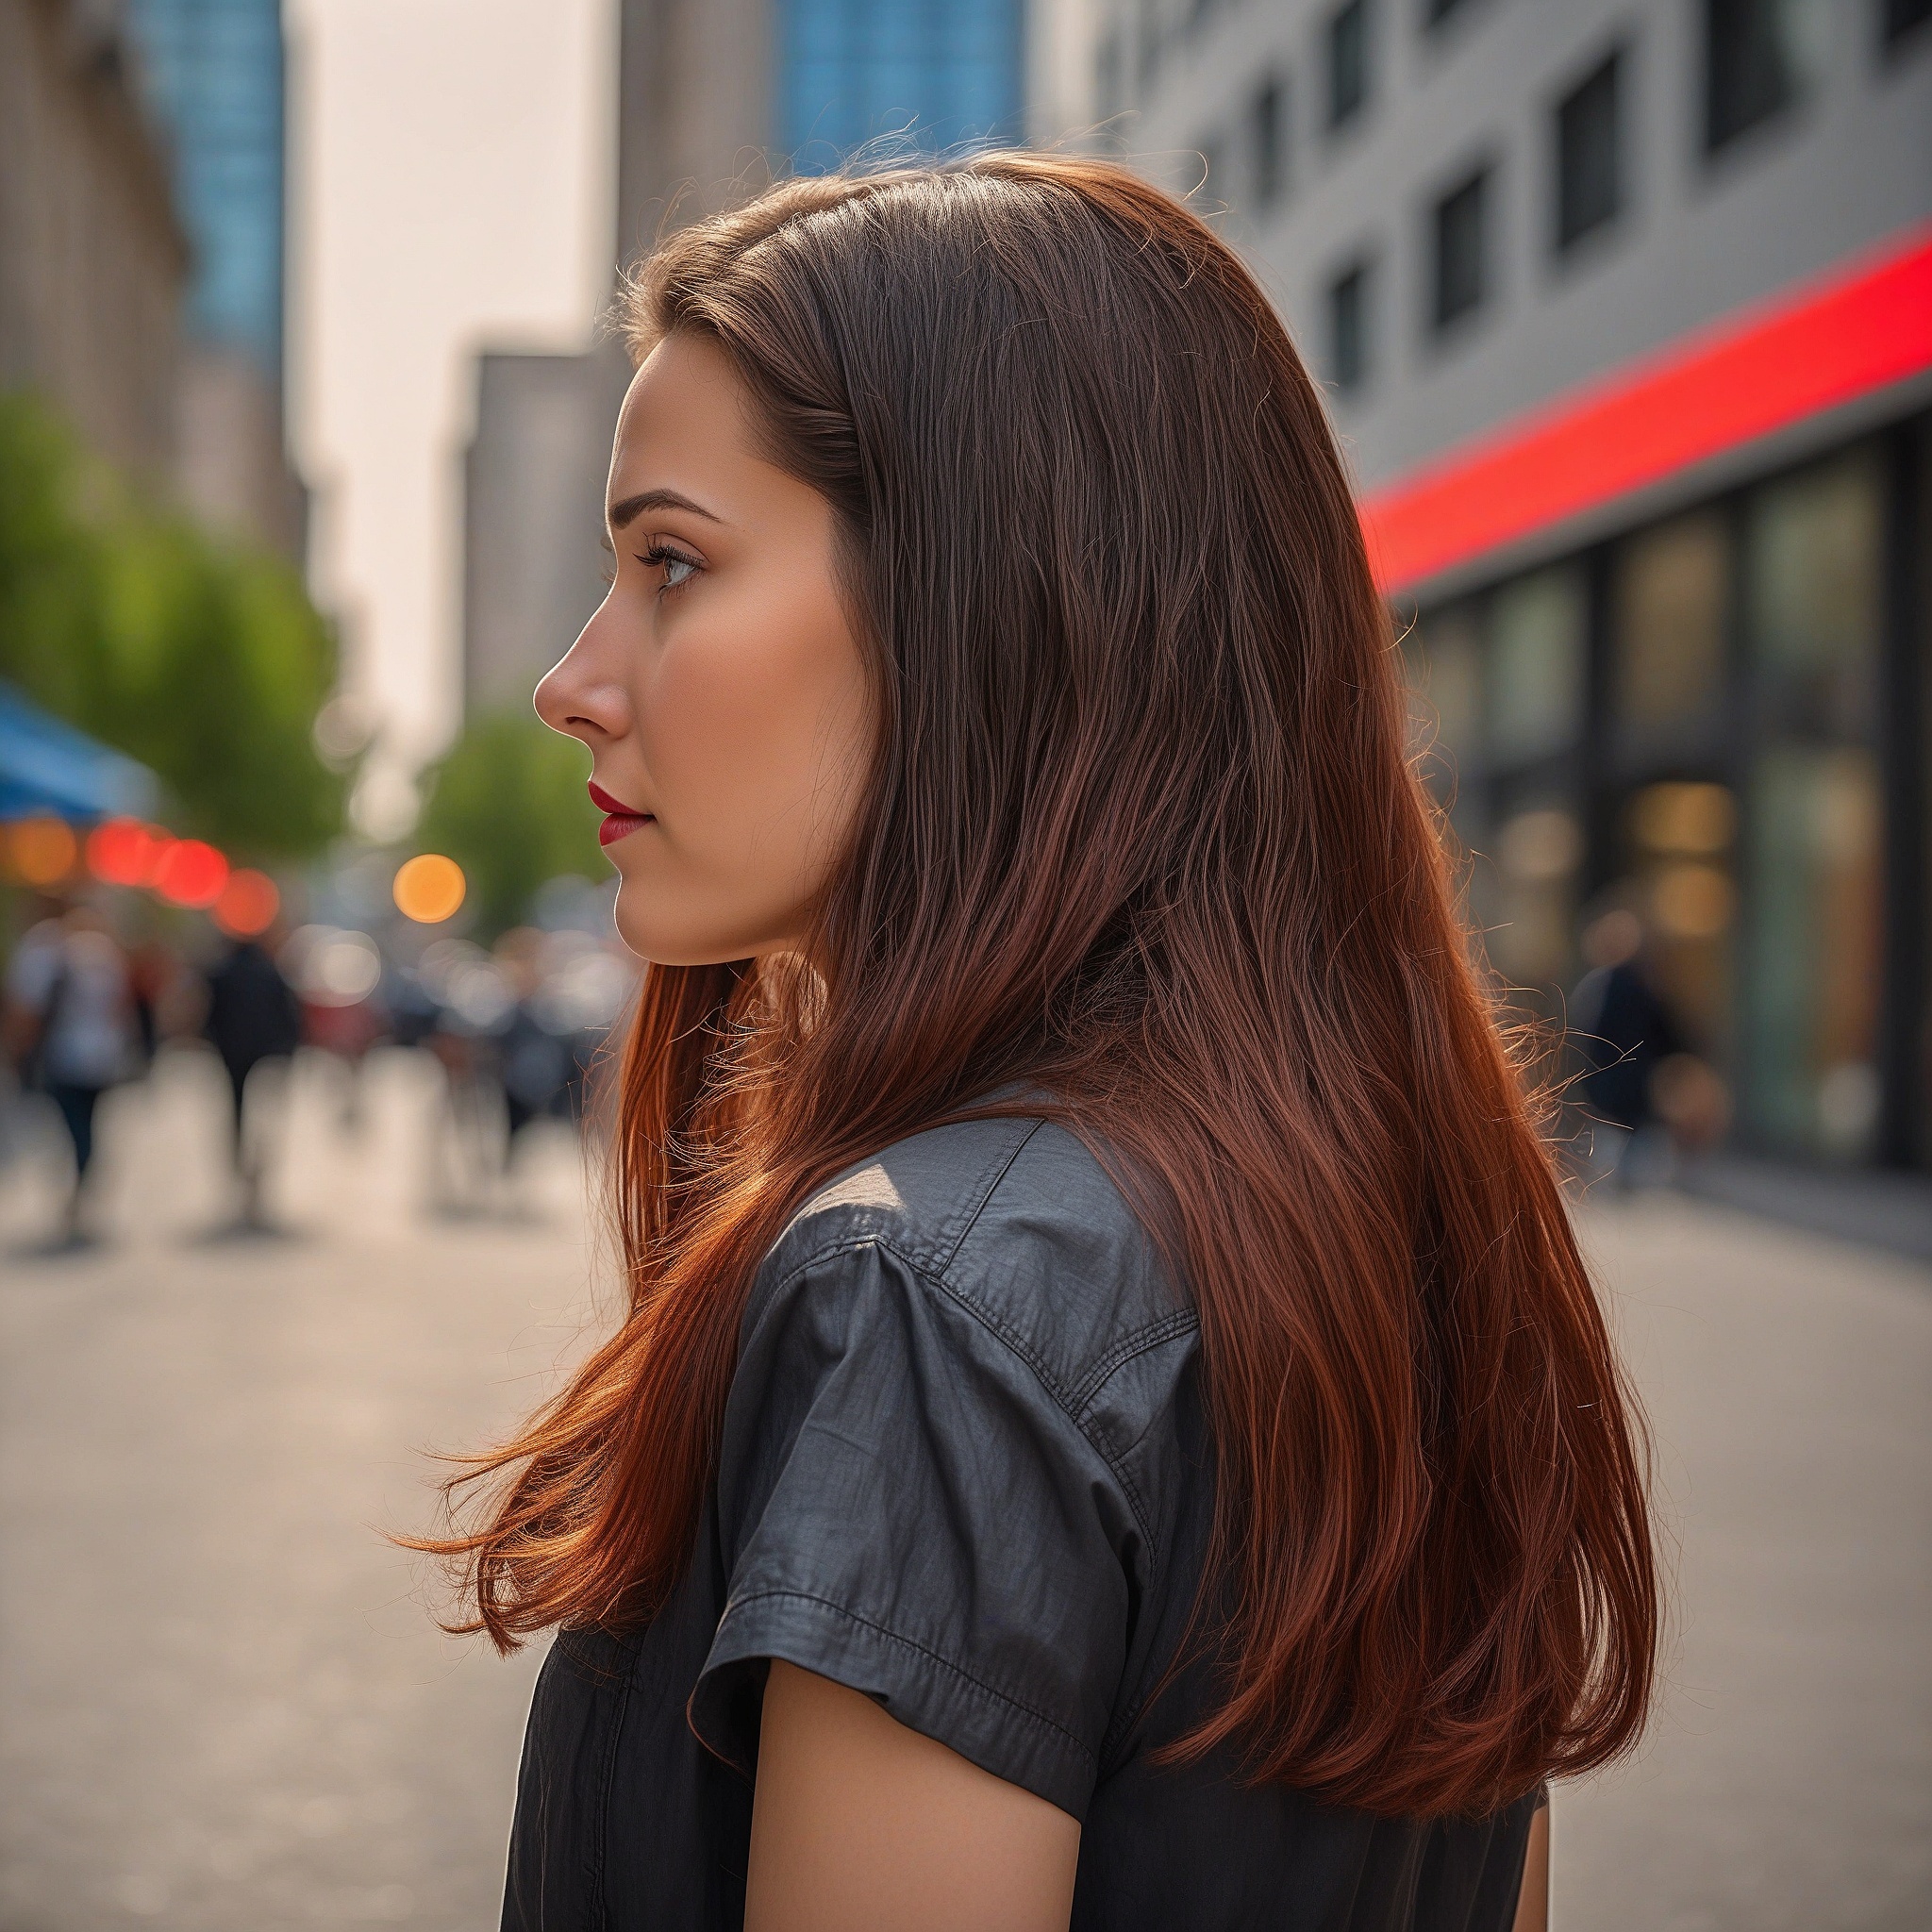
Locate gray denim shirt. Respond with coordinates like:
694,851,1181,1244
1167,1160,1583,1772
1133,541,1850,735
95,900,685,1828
502,1115,1539,1929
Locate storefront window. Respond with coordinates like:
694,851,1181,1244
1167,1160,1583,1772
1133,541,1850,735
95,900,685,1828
1612,509,1729,761
1491,794,1585,989
1489,565,1586,766
1625,778,1738,1058
1740,450,1885,1160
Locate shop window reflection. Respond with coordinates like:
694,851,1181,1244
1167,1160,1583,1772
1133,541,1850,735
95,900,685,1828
1624,779,1738,1060
1491,801,1584,988
1740,452,1884,1162
1490,565,1587,766
1612,510,1728,761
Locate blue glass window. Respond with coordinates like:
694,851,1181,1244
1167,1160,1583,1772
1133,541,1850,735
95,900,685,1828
125,0,287,381
779,0,1024,174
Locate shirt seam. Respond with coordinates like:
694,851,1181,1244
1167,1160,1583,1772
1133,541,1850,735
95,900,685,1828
877,1232,1183,1560
718,1587,1098,1768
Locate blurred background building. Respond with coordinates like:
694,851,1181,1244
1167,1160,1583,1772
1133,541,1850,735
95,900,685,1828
1037,0,1932,1175
125,0,307,558
0,0,190,480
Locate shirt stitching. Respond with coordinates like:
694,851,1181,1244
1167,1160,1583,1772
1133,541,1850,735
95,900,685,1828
719,1587,1097,1768
875,1233,1181,1559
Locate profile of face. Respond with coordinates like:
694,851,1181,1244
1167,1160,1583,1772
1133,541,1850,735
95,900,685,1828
535,334,874,966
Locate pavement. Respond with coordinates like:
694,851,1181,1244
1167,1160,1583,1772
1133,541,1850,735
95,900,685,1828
1,1045,1928,1930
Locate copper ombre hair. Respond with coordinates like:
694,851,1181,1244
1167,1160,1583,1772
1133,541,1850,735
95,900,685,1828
428,154,1657,1818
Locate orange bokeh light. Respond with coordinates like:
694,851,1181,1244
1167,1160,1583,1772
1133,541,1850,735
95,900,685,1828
153,838,229,909
8,816,79,887
86,816,171,887
392,853,466,924
212,869,280,939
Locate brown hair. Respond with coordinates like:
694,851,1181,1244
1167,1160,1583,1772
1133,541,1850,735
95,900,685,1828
426,154,1656,1818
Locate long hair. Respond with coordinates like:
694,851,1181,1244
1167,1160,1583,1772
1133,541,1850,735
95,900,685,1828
425,154,1657,1818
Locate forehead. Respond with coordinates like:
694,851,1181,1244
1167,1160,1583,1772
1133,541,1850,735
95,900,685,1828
611,334,755,476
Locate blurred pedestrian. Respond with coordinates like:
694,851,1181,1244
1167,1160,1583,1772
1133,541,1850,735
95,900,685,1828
493,929,572,1175
3,905,142,1242
1570,900,1685,1189
203,924,302,1225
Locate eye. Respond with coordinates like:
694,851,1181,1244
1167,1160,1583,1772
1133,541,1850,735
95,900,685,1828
640,542,700,592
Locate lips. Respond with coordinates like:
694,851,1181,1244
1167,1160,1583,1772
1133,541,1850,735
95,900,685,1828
589,780,653,847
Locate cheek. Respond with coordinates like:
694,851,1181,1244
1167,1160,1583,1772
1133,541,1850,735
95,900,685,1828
639,574,866,863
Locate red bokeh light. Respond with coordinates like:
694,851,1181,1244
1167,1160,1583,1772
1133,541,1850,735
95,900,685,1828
212,869,280,939
153,838,229,909
86,817,172,887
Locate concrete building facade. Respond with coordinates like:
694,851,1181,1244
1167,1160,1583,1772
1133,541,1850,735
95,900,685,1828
1039,0,1932,1173
0,0,188,480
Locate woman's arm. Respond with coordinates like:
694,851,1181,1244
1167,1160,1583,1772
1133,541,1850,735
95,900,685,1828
1511,1802,1549,1932
745,1660,1081,1932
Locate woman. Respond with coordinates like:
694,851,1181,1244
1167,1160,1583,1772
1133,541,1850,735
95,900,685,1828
429,156,1657,1931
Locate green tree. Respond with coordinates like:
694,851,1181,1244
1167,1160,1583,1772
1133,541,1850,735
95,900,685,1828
415,708,604,938
0,392,344,858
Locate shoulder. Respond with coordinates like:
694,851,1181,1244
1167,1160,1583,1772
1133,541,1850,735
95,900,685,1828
753,1114,1195,1418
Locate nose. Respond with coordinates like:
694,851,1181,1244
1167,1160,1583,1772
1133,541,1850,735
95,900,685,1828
535,600,629,747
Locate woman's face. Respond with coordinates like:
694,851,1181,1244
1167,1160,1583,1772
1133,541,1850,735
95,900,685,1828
536,333,873,966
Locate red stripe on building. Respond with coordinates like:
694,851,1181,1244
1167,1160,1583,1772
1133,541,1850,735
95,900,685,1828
1359,224,1932,596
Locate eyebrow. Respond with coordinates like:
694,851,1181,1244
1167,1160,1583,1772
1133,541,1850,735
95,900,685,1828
607,487,724,530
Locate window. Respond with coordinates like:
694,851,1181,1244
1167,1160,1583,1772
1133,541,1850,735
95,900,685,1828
1705,0,1800,153
1556,49,1623,253
1740,452,1886,1158
1430,165,1491,333
1326,0,1370,129
1251,74,1288,209
1327,258,1373,393
1885,0,1932,49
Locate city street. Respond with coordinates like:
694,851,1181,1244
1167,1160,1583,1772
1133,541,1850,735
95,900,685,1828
2,1047,1928,1930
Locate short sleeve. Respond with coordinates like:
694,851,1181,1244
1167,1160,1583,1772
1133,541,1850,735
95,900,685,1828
687,1239,1140,1821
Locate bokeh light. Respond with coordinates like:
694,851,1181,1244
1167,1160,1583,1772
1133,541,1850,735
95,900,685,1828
8,816,79,887
392,853,466,924
86,817,172,887
286,924,383,1007
212,869,281,939
153,838,230,909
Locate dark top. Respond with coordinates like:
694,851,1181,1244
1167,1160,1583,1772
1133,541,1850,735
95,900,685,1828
1570,960,1683,1131
203,941,303,1071
502,1115,1540,1929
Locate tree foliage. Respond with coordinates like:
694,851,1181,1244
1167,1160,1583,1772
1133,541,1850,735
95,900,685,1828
415,708,604,938
0,392,343,858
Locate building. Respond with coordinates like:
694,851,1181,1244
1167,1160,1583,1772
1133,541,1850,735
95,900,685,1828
461,350,631,717
1041,0,1932,1174
125,0,305,557
461,0,1027,722
0,0,189,479
778,0,1024,173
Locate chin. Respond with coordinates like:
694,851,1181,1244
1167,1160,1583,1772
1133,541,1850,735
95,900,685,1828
612,882,763,969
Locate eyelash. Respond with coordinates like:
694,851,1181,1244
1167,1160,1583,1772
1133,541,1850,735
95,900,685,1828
639,542,700,592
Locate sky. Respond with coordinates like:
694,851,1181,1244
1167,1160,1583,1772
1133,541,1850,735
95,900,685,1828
285,0,614,827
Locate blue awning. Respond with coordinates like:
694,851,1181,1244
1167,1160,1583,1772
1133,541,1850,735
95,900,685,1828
0,682,159,822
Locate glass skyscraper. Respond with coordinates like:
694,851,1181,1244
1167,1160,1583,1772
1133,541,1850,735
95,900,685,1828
779,0,1024,174
125,0,287,383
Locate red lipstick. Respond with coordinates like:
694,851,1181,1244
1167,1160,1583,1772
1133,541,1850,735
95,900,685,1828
589,780,653,847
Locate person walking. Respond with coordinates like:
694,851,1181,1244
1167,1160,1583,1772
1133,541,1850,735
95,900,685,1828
203,927,302,1225
422,158,1657,1932
4,904,142,1243
1570,902,1687,1189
